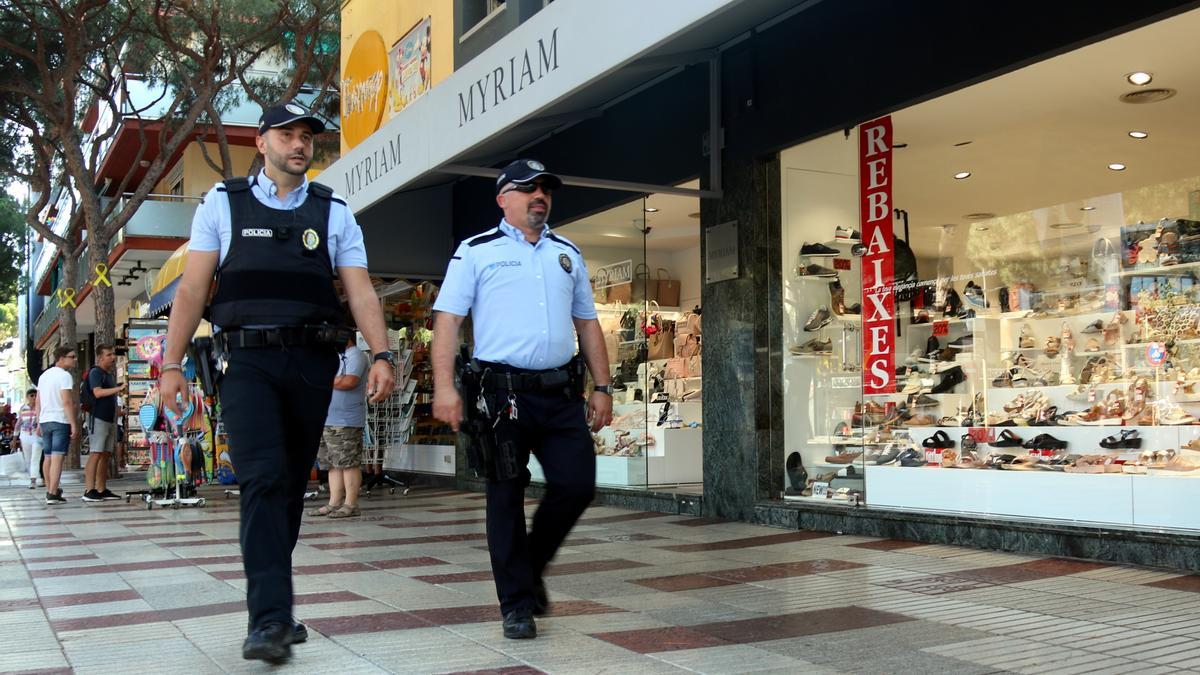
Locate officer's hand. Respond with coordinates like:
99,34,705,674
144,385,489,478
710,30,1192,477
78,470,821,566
366,361,395,403
587,391,613,432
433,388,463,432
159,369,187,415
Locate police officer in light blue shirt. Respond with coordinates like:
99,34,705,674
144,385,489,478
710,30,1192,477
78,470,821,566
432,159,613,640
160,100,396,664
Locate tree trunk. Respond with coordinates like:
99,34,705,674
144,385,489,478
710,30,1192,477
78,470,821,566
59,255,82,470
88,239,116,347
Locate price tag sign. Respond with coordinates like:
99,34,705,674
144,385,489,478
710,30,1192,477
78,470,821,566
833,258,851,270
967,427,994,443
932,320,950,337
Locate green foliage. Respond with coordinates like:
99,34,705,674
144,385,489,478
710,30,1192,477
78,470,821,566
0,192,26,300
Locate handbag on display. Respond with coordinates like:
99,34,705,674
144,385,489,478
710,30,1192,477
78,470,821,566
655,268,681,307
678,333,701,358
664,357,689,379
648,324,674,360
608,276,633,304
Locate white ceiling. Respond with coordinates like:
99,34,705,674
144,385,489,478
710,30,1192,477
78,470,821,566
554,180,700,252
890,7,1200,257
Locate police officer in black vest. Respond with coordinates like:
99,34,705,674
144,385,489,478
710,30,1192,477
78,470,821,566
160,101,395,664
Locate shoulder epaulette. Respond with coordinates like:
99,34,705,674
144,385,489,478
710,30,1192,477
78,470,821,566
547,232,580,254
216,177,251,193
308,181,346,205
466,229,505,247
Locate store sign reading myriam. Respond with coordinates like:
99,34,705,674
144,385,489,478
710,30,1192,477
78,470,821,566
457,28,559,127
860,116,895,394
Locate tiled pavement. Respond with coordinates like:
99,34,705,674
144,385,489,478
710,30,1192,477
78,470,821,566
3,476,1200,674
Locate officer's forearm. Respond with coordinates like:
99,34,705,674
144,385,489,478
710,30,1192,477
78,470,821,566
432,311,466,393
573,318,611,386
164,282,208,364
340,267,390,355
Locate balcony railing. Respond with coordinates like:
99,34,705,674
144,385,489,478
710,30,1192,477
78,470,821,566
104,194,200,253
33,301,58,344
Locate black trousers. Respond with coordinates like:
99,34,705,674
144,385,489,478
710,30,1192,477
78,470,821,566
484,387,595,616
218,344,338,630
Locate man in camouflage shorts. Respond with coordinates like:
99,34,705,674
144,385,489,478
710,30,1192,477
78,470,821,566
310,337,369,518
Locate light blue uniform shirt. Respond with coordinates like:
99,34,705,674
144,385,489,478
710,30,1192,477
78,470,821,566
433,219,596,370
189,169,368,269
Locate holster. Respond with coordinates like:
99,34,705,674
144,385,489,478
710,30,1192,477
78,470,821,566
455,345,526,482
190,337,219,399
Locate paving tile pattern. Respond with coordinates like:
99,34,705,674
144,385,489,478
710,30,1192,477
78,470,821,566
2,475,1200,673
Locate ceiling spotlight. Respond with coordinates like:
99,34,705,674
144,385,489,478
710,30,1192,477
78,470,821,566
1080,206,1096,211
1128,130,1149,139
1108,163,1127,171
953,171,972,180
953,141,973,147
1126,71,1153,86
964,212,996,220
644,207,659,213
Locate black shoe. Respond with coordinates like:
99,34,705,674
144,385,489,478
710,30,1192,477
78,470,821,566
45,491,66,505
292,623,308,644
243,622,292,663
784,452,808,494
929,366,965,394
98,489,121,501
532,582,549,617
800,242,839,257
81,489,103,502
502,609,537,639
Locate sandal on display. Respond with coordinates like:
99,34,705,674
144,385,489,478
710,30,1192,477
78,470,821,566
921,430,955,449
929,366,966,394
1022,433,1068,451
1045,335,1061,357
1099,429,1142,449
990,429,1025,447
1018,324,1036,349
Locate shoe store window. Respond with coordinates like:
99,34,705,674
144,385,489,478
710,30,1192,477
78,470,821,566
781,8,1200,530
529,187,703,490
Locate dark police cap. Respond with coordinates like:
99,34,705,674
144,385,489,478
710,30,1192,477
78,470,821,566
257,100,327,135
496,159,563,194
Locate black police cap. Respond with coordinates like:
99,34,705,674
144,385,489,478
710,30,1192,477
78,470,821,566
257,101,327,136
495,159,563,195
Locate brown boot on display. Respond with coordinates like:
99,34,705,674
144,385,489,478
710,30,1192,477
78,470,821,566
829,278,861,315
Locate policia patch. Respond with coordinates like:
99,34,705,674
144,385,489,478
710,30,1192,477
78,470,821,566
558,253,572,273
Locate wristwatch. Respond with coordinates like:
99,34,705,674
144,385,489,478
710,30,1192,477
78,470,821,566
593,384,614,395
372,351,396,369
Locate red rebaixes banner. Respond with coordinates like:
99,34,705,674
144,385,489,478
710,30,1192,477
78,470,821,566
860,116,895,395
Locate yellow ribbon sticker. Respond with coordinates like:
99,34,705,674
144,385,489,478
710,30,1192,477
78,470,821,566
92,263,111,287
57,287,77,308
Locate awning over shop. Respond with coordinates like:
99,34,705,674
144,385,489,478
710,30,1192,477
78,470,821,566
147,242,189,317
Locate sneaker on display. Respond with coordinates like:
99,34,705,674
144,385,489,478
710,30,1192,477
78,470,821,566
833,226,861,242
800,242,839,257
796,263,838,279
804,306,833,332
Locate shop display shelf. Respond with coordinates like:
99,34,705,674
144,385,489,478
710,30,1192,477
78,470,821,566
1125,338,1200,348
907,317,976,329
1116,260,1200,278
783,493,859,506
995,307,1115,321
1037,284,1108,296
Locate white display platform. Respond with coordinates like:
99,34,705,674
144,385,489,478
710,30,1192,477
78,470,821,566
530,426,703,486
867,464,1200,529
384,444,456,476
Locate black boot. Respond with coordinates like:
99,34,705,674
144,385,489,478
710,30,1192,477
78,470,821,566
243,622,292,663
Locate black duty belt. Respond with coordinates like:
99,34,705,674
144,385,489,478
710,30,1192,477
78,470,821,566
216,325,354,350
477,361,571,392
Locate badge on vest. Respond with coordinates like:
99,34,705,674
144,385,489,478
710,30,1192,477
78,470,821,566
302,228,320,251
558,253,572,273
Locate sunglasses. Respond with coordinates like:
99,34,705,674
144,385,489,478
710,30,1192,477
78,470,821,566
502,181,554,196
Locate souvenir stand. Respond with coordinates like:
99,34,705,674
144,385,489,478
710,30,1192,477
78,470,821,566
122,333,210,509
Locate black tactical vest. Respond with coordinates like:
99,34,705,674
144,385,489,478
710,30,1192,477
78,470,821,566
207,177,344,328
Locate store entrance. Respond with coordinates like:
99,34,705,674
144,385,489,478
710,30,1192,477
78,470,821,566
546,184,704,491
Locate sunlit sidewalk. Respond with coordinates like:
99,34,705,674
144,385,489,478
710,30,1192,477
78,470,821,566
2,473,1200,674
